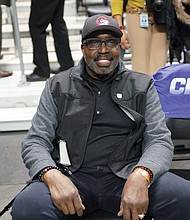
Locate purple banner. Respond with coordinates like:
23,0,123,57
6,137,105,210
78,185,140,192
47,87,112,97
153,64,190,118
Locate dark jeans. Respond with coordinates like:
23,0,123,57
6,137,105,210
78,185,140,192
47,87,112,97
29,0,74,78
12,166,190,220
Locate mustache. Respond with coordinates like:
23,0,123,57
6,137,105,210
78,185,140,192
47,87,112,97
94,55,114,61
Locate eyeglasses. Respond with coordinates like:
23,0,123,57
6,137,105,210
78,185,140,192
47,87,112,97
82,38,121,50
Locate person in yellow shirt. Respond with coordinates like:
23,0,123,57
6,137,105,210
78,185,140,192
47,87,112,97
111,0,169,75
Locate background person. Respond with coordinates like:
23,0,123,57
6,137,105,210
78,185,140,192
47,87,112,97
12,14,190,220
26,0,74,82
111,0,169,75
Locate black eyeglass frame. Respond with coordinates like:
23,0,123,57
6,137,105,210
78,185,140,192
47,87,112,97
82,38,121,50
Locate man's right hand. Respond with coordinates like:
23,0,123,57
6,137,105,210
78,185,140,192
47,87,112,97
42,169,85,216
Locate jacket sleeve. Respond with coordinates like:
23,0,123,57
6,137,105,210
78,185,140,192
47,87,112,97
111,0,123,16
21,80,59,180
135,81,174,182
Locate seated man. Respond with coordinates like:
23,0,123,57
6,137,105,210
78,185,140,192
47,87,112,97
12,14,190,220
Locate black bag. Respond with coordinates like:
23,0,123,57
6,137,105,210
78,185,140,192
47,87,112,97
154,9,166,24
146,0,171,25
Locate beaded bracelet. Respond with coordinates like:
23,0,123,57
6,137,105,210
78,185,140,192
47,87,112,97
38,166,61,181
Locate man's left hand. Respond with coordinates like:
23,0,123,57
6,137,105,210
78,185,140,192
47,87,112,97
118,173,149,220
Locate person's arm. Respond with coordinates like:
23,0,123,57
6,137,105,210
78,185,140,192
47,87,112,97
42,168,85,216
118,80,174,219
111,0,130,50
111,0,123,16
118,171,149,220
136,82,174,180
21,80,59,179
22,79,85,215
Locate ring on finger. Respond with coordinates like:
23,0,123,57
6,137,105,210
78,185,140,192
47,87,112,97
138,213,145,219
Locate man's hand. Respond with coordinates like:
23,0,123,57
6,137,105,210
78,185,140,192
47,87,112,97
118,173,149,220
112,14,130,50
42,169,85,216
120,31,130,50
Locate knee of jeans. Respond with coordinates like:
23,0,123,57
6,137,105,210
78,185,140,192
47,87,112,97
151,172,190,201
12,193,53,220
12,194,29,219
11,183,51,219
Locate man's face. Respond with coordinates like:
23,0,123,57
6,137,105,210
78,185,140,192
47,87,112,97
81,33,120,80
